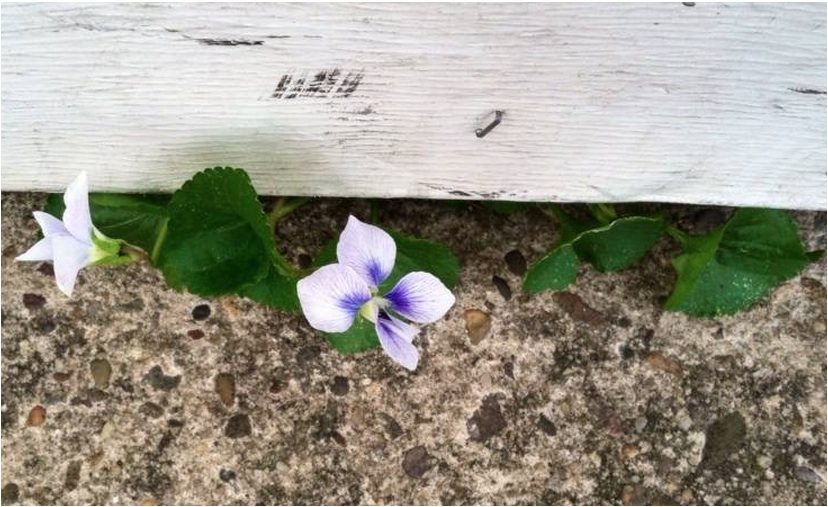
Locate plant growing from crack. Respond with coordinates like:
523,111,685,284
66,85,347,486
16,168,822,370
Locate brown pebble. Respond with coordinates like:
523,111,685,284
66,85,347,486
37,262,55,277
53,372,72,382
552,292,605,325
621,442,639,459
22,293,46,310
26,405,46,426
89,358,112,389
269,380,284,394
331,431,347,447
504,249,527,276
621,484,638,506
492,275,512,301
464,309,491,344
187,329,204,340
644,351,683,376
214,373,236,407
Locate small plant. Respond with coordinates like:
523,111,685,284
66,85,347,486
16,168,822,370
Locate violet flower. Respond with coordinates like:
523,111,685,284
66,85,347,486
297,216,455,370
16,172,127,297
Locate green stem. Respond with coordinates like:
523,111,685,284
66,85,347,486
665,224,690,245
149,218,169,264
587,203,617,225
268,197,310,228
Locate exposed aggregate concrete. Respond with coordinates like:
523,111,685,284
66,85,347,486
1,192,825,505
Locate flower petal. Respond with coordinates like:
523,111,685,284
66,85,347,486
336,215,396,287
297,264,372,333
385,272,456,323
16,212,72,262
376,315,420,370
33,211,70,237
62,171,93,243
16,237,54,262
52,234,93,297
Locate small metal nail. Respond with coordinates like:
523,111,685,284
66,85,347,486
475,110,503,138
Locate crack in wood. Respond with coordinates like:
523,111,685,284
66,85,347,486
196,38,264,46
788,87,827,95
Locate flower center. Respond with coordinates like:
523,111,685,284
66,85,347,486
359,295,389,323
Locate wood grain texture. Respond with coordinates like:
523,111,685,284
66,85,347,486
2,3,825,209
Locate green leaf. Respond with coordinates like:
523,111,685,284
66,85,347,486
158,167,275,297
382,229,460,290
325,316,380,354
665,208,817,316
523,212,664,293
573,216,666,272
523,243,579,293
46,193,169,257
238,267,300,311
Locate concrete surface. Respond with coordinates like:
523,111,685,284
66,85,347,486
1,193,826,505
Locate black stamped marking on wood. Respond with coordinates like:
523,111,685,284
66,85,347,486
196,38,264,46
273,69,363,99
788,87,827,95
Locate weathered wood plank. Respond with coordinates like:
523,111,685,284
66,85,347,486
1,3,825,209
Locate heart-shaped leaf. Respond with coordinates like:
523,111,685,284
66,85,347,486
158,167,276,296
665,208,821,316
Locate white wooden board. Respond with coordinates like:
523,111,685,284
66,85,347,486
1,3,826,209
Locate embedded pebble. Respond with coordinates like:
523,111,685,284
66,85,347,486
537,414,557,436
100,421,115,440
492,275,512,301
22,293,46,311
379,412,403,440
402,445,433,478
621,443,639,459
463,309,491,344
467,395,506,442
219,469,237,482
37,262,55,277
63,461,81,491
225,414,252,438
701,412,746,468
552,292,605,325
191,304,211,321
144,366,181,391
187,329,204,340
794,466,822,483
504,249,527,276
2,483,20,504
644,352,683,376
26,406,46,427
214,373,236,407
139,402,164,419
330,376,349,396
89,358,112,389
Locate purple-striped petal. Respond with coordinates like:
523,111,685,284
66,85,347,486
52,235,93,297
336,215,396,287
385,272,455,324
62,171,93,242
297,264,372,333
376,314,420,370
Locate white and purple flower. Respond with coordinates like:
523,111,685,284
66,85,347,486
297,216,455,370
16,172,126,297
